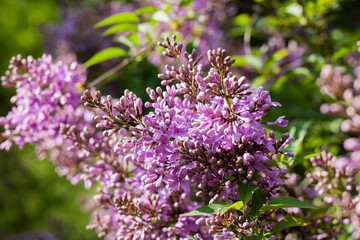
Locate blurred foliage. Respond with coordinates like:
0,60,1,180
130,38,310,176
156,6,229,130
0,0,97,239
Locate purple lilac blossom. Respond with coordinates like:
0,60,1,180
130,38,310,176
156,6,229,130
0,54,208,239
82,36,293,238
0,38,293,239
0,54,91,183
239,37,306,85
314,42,360,238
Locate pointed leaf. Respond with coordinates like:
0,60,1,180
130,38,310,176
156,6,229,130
181,203,228,216
271,215,308,233
237,181,256,204
232,55,247,67
309,208,328,220
135,6,158,15
103,23,138,36
116,34,139,48
221,201,244,215
249,189,267,219
152,11,171,22
85,47,128,67
95,13,140,28
260,197,315,213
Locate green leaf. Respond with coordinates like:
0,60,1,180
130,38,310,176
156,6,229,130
309,208,328,219
259,197,315,213
232,55,247,67
116,33,139,48
221,201,244,215
286,3,303,18
304,151,324,160
85,47,128,67
271,215,308,233
103,23,138,36
181,203,228,216
233,14,251,26
244,55,262,70
284,120,311,157
152,11,171,22
135,6,158,15
332,47,350,62
95,13,140,28
251,76,266,88
237,181,256,204
180,0,192,7
249,189,267,219
273,49,289,61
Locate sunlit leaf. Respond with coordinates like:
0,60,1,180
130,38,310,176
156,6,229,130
271,215,308,233
232,55,247,67
234,14,251,26
181,203,228,216
152,11,171,22
244,55,262,70
85,47,128,67
135,6,158,15
103,23,138,36
95,13,140,28
116,33,139,48
221,201,244,215
286,3,303,18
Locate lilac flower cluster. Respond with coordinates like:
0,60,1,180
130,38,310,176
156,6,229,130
309,42,360,239
0,53,199,239
317,42,360,170
81,35,293,238
239,36,306,85
0,34,293,238
0,54,92,183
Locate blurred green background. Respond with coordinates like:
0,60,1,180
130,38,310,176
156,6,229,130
0,0,97,239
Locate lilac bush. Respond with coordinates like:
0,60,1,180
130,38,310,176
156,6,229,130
314,41,360,239
3,1,360,239
0,35,298,239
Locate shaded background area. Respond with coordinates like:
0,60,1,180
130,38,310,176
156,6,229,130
0,0,98,239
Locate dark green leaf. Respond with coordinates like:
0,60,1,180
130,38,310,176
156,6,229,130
309,208,328,219
181,203,228,216
271,215,308,233
95,13,140,28
85,47,128,67
103,23,138,36
260,197,315,213
249,189,267,219
237,181,256,204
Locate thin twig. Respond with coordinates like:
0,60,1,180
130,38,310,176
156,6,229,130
244,6,261,55
88,46,152,88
